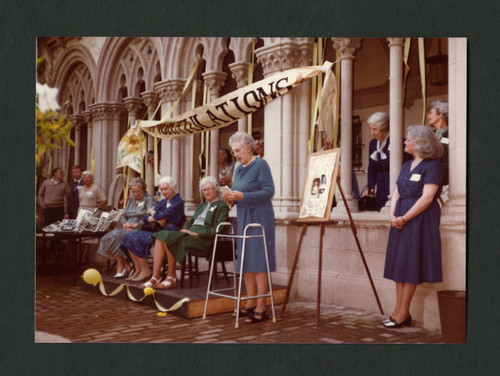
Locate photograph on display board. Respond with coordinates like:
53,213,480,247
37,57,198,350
297,147,340,222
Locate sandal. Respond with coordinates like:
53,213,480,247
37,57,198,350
140,276,161,289
232,305,256,317
244,310,268,324
156,276,177,290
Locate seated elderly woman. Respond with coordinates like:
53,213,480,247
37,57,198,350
120,176,184,282
97,177,156,278
141,176,229,289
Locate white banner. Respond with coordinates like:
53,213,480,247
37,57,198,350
140,61,335,139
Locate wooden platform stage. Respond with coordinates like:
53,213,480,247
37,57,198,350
81,273,286,319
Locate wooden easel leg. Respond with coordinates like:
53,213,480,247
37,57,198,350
336,177,384,315
316,222,325,326
281,224,308,318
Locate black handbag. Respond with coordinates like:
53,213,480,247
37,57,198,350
139,221,163,232
358,186,378,211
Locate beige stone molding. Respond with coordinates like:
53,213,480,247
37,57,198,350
228,61,250,88
332,38,363,60
153,79,185,103
202,70,227,97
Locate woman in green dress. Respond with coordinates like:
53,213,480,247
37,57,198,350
142,176,229,289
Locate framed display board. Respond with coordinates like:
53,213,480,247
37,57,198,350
297,148,341,223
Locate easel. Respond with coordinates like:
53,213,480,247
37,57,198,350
281,176,384,326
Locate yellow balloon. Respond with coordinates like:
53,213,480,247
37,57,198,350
83,268,102,286
144,287,154,296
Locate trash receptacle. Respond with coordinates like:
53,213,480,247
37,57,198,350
436,290,466,343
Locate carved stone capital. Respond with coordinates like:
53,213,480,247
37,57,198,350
88,103,115,121
140,90,159,110
82,110,91,124
255,41,301,76
228,61,250,88
202,71,227,96
122,97,143,117
332,38,363,60
154,79,185,103
110,103,127,120
68,114,84,130
386,38,405,48
297,39,315,67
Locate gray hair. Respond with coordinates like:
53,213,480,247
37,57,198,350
427,99,448,124
229,131,255,152
199,176,219,196
81,170,93,179
367,112,389,133
128,177,147,191
407,125,443,159
158,176,176,191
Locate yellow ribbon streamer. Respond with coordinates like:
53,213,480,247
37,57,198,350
90,119,95,175
418,38,427,125
308,41,318,153
247,38,256,136
402,38,411,105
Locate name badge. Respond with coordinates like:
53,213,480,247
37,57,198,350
441,137,449,145
210,206,216,212
410,174,421,182
166,202,171,208
138,201,144,207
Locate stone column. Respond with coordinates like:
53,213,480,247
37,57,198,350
69,114,84,166
442,38,466,216
202,70,227,178
82,111,92,170
296,39,314,194
141,91,160,195
110,103,126,177
332,38,362,209
154,79,185,186
89,103,115,191
123,97,143,128
255,38,300,213
386,38,405,208
229,61,250,133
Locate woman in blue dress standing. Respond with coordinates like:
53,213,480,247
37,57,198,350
382,125,444,328
222,131,275,324
120,176,184,282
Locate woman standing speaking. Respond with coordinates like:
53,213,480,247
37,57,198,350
222,131,275,324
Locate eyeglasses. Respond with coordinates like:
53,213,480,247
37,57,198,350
202,187,215,192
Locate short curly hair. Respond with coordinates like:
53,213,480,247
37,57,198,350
407,125,443,160
128,177,147,191
158,176,176,190
367,112,390,133
229,131,255,153
427,99,448,124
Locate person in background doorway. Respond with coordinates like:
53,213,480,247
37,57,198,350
218,148,233,188
365,112,411,211
66,165,84,219
426,99,449,185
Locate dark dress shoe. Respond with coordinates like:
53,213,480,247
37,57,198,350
383,315,412,328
